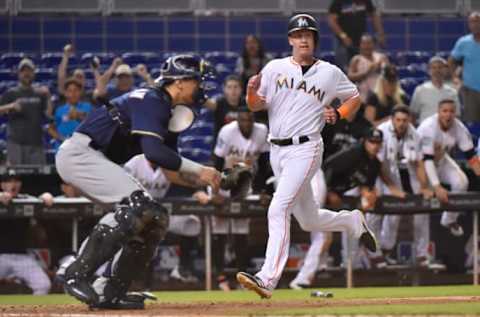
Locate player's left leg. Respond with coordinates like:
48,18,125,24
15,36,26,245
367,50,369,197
90,217,167,309
439,155,469,236
289,231,332,289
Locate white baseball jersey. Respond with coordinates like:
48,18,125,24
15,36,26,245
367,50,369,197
124,154,170,199
417,114,474,162
258,57,359,138
214,121,269,169
213,121,269,234
377,120,423,187
124,154,201,236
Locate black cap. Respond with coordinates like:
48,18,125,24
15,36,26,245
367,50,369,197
288,14,319,36
365,128,383,142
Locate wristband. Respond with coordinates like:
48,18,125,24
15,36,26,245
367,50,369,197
180,157,203,175
468,156,479,167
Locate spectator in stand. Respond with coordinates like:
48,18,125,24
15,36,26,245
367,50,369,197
235,35,272,90
47,78,92,151
348,34,389,102
364,64,408,126
0,58,53,165
205,75,247,138
0,170,53,295
410,56,461,125
449,11,480,124
57,44,94,103
328,0,385,70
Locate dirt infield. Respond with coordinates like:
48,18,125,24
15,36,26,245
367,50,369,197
0,296,479,316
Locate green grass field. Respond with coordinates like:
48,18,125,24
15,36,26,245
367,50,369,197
0,285,479,315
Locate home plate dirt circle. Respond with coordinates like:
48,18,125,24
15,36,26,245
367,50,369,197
0,296,479,316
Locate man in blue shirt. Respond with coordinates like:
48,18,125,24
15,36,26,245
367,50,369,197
449,11,480,123
56,55,221,309
48,78,92,150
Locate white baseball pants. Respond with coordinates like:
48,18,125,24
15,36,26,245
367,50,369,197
256,138,365,290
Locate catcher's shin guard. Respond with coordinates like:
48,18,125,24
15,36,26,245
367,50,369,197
97,219,168,306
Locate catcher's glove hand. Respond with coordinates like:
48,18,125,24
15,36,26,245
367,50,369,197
220,162,253,200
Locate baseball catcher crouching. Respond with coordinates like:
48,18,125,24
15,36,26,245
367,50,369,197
55,54,221,309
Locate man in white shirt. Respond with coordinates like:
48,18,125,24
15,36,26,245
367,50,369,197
410,56,461,124
373,105,433,267
417,99,480,236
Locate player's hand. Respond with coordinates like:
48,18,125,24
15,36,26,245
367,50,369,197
341,35,353,47
9,101,22,113
40,192,54,207
199,166,221,193
112,57,123,69
63,44,74,57
136,64,150,79
420,187,434,200
0,192,12,205
193,191,210,205
434,185,449,204
324,106,339,125
390,187,406,199
247,74,262,94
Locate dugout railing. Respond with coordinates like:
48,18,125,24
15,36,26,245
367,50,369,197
1,193,479,290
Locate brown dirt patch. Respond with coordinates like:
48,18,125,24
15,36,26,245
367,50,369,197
0,296,479,316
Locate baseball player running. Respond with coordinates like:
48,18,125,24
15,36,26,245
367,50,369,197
417,99,480,236
373,105,433,266
236,13,377,299
55,55,221,309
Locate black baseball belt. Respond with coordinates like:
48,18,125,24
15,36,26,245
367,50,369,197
269,135,310,146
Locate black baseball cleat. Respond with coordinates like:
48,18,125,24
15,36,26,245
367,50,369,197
236,272,272,299
359,222,378,253
64,278,99,305
89,292,156,310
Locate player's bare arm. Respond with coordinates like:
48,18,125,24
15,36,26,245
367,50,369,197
162,168,209,188
414,160,434,199
326,95,361,125
380,164,406,198
246,73,266,112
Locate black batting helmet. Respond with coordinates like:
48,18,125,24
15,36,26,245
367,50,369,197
288,14,319,36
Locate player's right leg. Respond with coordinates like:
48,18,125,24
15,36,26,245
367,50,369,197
438,155,469,236
237,141,322,298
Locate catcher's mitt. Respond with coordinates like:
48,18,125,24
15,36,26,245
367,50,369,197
220,162,253,200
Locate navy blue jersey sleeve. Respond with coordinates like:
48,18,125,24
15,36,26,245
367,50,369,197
129,89,170,141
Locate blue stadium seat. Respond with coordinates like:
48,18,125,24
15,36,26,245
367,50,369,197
0,69,15,81
204,51,239,67
396,51,432,65
466,122,480,139
80,52,117,67
0,80,18,94
400,77,421,96
121,52,148,65
35,68,56,81
41,52,78,68
0,52,36,68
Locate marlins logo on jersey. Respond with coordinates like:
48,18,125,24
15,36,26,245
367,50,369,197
275,74,326,101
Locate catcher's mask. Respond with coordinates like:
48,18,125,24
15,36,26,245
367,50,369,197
154,54,217,105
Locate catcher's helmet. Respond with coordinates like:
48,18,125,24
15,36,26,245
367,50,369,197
155,54,215,84
288,14,319,36
154,54,216,104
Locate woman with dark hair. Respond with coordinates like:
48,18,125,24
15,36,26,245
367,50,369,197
235,35,272,89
